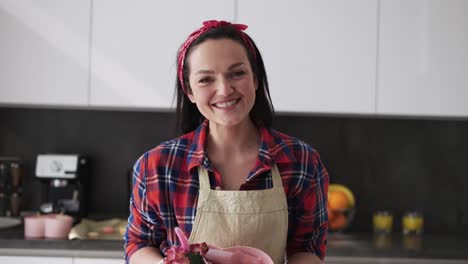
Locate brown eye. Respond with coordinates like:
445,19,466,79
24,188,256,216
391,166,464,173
231,70,246,79
199,77,213,84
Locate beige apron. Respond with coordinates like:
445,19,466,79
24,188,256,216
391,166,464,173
188,164,288,264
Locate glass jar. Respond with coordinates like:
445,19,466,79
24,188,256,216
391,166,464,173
373,210,393,234
402,211,424,235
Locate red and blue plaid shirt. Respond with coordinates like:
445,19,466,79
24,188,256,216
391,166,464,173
124,120,329,261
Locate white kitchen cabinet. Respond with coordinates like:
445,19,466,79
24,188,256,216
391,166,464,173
0,0,91,107
0,256,73,264
89,0,235,109
377,0,468,117
237,0,378,114
73,257,123,264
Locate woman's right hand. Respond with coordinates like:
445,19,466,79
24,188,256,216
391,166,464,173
204,247,262,264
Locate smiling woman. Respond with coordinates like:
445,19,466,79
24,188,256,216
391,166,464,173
175,21,273,135
124,20,329,264
186,39,258,133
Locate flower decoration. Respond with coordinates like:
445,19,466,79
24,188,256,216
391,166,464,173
163,227,209,264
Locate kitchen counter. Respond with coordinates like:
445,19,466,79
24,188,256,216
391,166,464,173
0,225,123,258
1,225,468,261
326,232,468,260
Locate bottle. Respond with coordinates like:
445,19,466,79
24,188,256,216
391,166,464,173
0,192,7,216
10,192,22,217
0,162,8,188
10,162,23,188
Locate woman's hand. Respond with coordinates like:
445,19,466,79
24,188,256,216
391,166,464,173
129,247,164,264
204,247,262,264
287,252,323,264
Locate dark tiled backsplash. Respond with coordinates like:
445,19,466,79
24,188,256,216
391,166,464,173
1,106,467,233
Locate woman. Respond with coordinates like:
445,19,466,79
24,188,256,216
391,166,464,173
124,20,329,264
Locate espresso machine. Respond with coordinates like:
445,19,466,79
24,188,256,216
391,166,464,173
35,154,89,221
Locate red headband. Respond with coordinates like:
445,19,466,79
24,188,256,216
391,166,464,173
177,20,257,94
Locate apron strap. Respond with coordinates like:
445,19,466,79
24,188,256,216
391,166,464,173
270,164,283,189
197,166,211,191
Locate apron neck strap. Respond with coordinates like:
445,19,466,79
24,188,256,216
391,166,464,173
198,166,212,191
197,164,283,190
270,164,283,188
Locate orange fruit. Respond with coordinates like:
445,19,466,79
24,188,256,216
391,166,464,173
327,206,337,221
328,190,349,209
329,212,348,230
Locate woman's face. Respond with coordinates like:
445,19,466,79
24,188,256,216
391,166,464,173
186,38,257,128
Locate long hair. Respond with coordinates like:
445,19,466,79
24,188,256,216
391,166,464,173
175,26,274,134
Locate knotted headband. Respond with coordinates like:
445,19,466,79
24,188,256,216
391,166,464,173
177,20,257,94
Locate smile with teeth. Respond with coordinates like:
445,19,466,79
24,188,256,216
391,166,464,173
213,99,239,108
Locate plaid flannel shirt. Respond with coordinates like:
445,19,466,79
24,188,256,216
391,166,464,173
124,120,329,262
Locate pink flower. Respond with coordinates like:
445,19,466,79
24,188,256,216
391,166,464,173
190,242,209,257
164,246,188,262
163,227,209,263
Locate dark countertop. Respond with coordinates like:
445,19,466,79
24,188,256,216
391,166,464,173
326,232,468,260
0,225,123,258
1,225,468,260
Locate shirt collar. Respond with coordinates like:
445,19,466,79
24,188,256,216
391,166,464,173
187,120,209,172
187,120,296,172
257,126,297,167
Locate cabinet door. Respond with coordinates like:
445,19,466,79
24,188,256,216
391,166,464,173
0,256,73,264
378,0,468,117
73,257,123,264
90,0,234,109
0,0,90,106
238,0,378,114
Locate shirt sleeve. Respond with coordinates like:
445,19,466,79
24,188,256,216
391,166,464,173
286,146,329,260
124,152,167,262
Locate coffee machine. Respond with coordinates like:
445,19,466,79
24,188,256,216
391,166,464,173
35,154,89,221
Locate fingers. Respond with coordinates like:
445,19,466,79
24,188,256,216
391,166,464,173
231,250,263,264
236,247,263,258
204,248,234,263
207,244,222,250
205,248,262,264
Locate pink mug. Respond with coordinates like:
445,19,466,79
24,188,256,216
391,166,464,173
24,215,47,238
44,214,74,239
